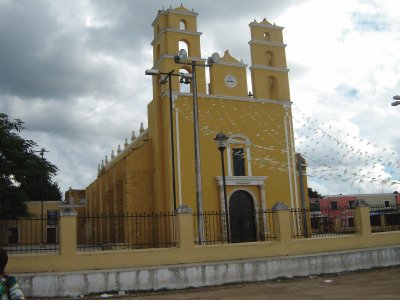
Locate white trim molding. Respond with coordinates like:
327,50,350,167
215,176,267,187
249,65,289,73
152,29,202,46
217,61,248,68
153,54,206,70
163,90,292,105
248,39,287,48
215,176,268,209
249,21,284,30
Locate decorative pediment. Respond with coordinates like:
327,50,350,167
221,50,240,64
173,4,194,14
260,18,272,25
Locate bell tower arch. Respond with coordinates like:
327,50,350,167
248,19,290,101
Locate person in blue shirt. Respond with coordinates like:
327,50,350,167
0,248,25,300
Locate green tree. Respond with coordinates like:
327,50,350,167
308,187,322,199
308,187,322,211
0,113,61,218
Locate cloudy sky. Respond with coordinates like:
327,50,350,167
1,0,399,198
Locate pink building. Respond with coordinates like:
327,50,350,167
320,195,358,210
309,196,356,232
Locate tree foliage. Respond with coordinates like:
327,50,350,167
0,113,61,218
308,187,322,199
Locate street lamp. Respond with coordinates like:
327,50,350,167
145,69,191,211
214,132,230,243
174,48,220,243
391,95,400,106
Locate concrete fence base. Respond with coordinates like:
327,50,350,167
18,245,400,297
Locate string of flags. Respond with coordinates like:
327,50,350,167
172,96,400,189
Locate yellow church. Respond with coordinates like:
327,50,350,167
73,5,308,244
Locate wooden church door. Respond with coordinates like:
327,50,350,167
229,190,256,243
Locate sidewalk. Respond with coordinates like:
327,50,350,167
54,266,400,300
68,266,400,300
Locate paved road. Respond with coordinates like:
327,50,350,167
42,266,400,299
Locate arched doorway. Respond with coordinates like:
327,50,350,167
229,190,256,243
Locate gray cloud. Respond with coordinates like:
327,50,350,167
1,0,398,197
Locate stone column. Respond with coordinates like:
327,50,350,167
259,184,268,238
272,202,291,243
176,205,194,250
59,206,78,256
354,199,372,238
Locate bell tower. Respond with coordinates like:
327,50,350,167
249,19,290,101
149,5,209,211
151,5,207,95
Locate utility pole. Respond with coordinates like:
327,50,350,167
34,148,49,245
296,153,309,238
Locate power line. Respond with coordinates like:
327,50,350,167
37,83,152,142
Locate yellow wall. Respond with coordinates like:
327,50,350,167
84,131,155,215
7,205,400,274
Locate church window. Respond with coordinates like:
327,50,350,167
226,134,252,177
179,20,187,30
265,51,274,67
264,32,271,41
267,76,279,99
233,148,245,176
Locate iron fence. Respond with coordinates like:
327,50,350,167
77,212,176,251
0,215,59,254
291,207,357,239
370,204,400,233
193,210,276,245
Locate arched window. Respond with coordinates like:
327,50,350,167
179,68,191,93
178,40,189,56
267,76,279,99
265,51,274,67
179,20,187,30
156,25,160,33
263,32,271,41
226,134,252,176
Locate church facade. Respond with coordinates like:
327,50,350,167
76,5,308,243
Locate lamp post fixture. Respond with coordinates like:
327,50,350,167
145,69,191,211
174,49,220,243
214,132,230,243
391,95,400,106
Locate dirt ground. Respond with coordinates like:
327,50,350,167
70,266,400,300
